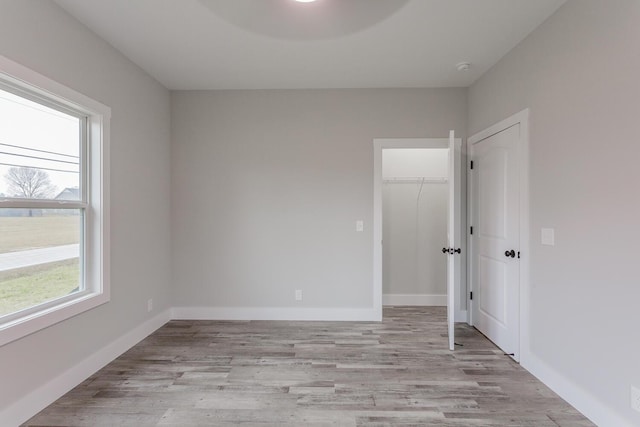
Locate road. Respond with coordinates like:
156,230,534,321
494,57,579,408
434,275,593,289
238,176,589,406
0,244,79,272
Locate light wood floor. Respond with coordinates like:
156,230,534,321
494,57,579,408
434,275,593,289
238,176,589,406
24,307,593,426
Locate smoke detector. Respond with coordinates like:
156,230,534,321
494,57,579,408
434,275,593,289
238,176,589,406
456,62,471,72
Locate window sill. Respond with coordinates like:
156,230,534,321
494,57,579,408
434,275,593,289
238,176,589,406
0,291,109,347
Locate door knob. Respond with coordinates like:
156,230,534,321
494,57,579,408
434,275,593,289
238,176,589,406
442,247,461,255
504,249,516,258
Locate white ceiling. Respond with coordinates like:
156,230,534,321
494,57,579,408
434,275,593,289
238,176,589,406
54,0,566,90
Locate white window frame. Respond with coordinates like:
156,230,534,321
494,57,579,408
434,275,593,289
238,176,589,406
0,55,110,347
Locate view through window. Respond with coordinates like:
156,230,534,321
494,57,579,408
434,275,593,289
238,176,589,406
0,86,84,319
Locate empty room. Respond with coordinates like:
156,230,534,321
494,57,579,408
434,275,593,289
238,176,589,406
0,0,638,426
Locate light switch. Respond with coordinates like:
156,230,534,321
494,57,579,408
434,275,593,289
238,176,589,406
356,220,364,232
541,228,555,246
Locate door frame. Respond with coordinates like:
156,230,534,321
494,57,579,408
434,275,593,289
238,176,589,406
467,109,530,363
373,137,464,320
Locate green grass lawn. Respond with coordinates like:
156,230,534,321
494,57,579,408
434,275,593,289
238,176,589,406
0,215,80,253
0,259,80,317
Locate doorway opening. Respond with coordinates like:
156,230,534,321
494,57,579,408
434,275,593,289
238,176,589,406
373,137,465,346
381,147,449,306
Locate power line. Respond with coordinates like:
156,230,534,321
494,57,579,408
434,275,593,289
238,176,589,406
0,162,78,174
0,141,79,159
0,151,79,166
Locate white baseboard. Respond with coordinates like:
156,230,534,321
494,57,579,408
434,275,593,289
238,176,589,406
1,309,171,427
523,352,636,427
382,294,446,306
171,306,381,322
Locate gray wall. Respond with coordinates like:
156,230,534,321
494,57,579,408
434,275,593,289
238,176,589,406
0,0,172,413
382,183,447,296
468,0,640,424
171,89,466,309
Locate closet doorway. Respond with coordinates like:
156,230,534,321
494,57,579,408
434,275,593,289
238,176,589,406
382,147,448,306
373,136,463,349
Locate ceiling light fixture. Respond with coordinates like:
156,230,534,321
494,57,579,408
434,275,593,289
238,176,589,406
294,0,317,2
201,0,409,40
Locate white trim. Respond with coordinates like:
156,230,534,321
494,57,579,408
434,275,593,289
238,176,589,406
0,54,111,347
382,294,446,306
523,354,635,427
171,307,379,322
466,138,473,326
373,141,383,320
0,56,111,118
467,108,529,363
0,309,171,426
374,138,450,149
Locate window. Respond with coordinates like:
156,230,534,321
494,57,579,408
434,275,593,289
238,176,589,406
0,55,110,346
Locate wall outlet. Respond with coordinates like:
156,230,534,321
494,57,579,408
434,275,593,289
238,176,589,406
356,220,364,232
295,290,303,301
147,299,153,312
632,385,640,413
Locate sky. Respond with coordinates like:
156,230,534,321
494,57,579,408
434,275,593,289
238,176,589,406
0,87,80,198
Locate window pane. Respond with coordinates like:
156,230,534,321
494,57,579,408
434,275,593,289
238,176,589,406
0,208,82,317
0,88,81,201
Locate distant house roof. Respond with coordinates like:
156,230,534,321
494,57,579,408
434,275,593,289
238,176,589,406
55,187,80,200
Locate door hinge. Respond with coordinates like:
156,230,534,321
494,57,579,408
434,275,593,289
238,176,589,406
470,160,474,170
469,292,473,300
470,226,473,235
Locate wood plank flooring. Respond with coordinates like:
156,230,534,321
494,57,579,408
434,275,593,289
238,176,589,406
24,307,593,426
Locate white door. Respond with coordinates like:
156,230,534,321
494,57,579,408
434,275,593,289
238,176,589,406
470,123,520,359
446,131,461,351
